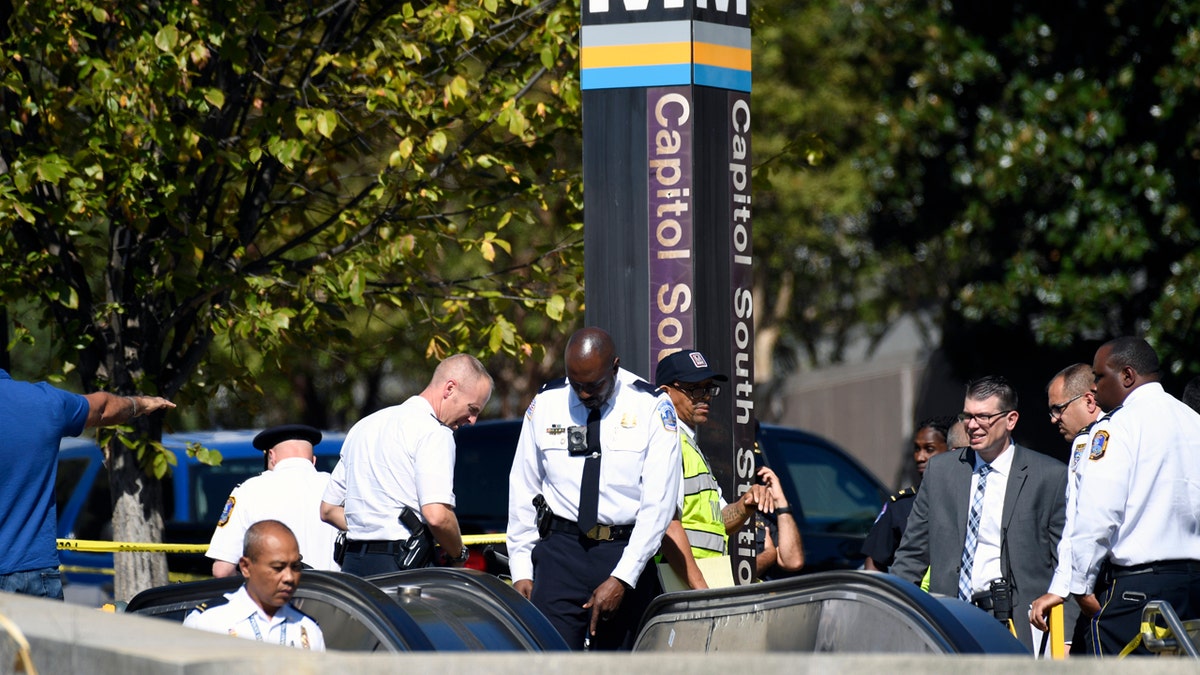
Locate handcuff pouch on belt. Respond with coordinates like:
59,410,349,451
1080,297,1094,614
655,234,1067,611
397,506,434,570
971,577,1014,622
533,494,553,539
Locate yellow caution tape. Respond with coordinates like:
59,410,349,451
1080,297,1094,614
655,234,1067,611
59,533,506,554
58,539,209,554
462,534,507,546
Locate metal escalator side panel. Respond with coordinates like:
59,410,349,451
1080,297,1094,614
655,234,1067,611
633,570,1027,654
365,568,570,651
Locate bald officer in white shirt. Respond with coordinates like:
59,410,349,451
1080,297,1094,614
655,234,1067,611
507,327,682,650
321,354,492,575
185,520,325,650
207,425,340,576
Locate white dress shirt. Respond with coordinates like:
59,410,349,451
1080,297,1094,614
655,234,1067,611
1070,382,1200,594
183,585,325,650
323,396,456,540
207,458,341,570
507,368,682,586
967,442,1014,596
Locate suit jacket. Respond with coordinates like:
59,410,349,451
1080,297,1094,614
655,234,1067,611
890,443,1073,650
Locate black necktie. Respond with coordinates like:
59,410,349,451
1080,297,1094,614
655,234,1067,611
577,407,603,533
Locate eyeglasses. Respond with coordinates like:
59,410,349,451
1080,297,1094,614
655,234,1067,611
1048,393,1084,422
673,383,721,401
956,410,1012,427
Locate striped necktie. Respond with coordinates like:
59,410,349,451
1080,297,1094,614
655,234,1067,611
958,464,993,601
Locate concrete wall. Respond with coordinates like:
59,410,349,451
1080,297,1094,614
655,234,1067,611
763,316,967,491
0,592,1192,674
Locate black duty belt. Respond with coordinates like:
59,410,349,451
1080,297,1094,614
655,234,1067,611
345,539,407,555
548,515,634,542
1110,559,1200,578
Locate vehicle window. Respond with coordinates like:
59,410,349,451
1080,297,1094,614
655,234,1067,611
771,438,884,534
56,456,116,540
56,457,91,521
189,458,263,524
453,425,520,532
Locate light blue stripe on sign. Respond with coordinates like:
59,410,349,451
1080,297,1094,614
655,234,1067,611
582,64,693,90
694,64,751,92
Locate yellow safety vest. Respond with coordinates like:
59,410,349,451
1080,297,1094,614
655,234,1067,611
680,432,728,558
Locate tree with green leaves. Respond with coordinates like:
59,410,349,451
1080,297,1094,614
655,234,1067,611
752,0,1200,390
851,0,1200,380
0,0,583,598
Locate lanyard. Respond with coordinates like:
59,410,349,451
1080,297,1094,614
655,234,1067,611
247,614,288,645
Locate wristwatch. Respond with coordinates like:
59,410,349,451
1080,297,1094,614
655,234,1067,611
452,545,470,564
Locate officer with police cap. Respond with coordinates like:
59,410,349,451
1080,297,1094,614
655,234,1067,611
206,424,341,576
654,349,786,589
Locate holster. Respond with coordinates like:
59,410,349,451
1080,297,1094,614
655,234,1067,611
533,494,553,539
397,506,434,570
333,530,347,566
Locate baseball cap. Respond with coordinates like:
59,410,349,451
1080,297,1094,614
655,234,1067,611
655,350,729,386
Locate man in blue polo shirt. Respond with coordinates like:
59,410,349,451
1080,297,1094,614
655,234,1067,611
0,369,175,599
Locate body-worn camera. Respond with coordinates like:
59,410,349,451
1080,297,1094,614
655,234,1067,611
567,425,588,456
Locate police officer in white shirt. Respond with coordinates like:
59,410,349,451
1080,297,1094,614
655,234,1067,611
1069,337,1200,655
507,327,682,650
185,520,325,650
1030,363,1101,650
320,354,492,575
207,425,340,576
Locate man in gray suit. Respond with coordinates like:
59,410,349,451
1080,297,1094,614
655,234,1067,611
891,375,1069,651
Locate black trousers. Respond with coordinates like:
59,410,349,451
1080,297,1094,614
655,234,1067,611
529,530,662,650
1089,566,1200,655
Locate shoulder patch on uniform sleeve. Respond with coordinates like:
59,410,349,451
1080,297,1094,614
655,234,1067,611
525,398,537,420
631,378,659,394
217,496,236,527
658,400,678,432
873,502,888,523
539,377,568,393
1089,430,1109,460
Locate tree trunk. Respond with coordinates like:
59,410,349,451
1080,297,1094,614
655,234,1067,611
106,436,169,601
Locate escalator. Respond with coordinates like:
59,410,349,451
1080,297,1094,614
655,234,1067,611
633,570,1028,655
125,568,568,652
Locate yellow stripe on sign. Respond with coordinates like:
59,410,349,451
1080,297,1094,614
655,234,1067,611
693,43,751,71
583,42,692,69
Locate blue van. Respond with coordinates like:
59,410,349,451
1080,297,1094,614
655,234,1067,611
55,430,343,603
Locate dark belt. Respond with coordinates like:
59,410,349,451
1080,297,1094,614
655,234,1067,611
1110,559,1200,579
548,515,634,542
345,539,407,555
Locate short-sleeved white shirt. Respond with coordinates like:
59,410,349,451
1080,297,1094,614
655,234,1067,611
183,585,325,651
206,458,341,571
323,396,456,540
